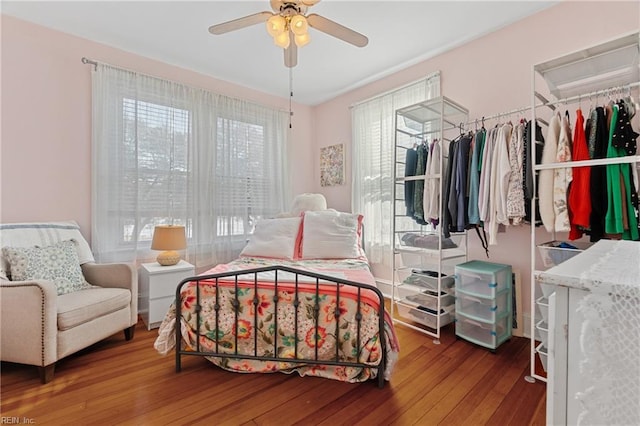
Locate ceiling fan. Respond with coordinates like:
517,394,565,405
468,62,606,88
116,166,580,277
208,0,368,68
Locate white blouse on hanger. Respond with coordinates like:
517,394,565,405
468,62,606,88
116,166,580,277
554,113,573,232
539,113,561,233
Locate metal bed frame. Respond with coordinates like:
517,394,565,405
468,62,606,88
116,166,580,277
174,265,388,388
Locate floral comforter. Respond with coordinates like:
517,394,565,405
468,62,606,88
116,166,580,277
154,257,399,383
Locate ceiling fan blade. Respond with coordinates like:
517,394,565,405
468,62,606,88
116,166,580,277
306,13,368,48
300,0,321,6
209,11,273,35
284,42,298,68
270,0,285,12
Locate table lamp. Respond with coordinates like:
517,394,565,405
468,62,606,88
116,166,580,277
151,225,186,266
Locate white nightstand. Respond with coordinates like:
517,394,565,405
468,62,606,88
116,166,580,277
138,260,195,330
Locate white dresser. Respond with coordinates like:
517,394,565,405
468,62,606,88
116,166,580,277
138,260,195,330
537,240,640,425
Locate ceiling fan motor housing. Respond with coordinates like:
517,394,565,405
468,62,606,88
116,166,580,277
271,1,308,16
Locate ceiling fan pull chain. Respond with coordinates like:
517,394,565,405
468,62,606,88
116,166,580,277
289,66,293,129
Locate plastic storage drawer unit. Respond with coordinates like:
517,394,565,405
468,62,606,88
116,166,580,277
455,260,512,298
454,260,513,350
455,288,511,323
455,312,511,350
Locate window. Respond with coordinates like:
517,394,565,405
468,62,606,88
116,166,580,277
120,98,190,244
215,115,272,237
351,73,440,268
92,64,290,266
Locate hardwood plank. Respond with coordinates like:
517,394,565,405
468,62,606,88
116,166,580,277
438,338,535,424
310,341,438,425
383,340,490,424
0,319,546,424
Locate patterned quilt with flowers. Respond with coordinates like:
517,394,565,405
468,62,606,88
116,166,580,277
154,257,399,383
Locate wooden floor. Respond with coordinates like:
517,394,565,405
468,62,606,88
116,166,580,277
1,320,546,425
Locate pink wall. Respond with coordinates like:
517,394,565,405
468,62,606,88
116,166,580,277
315,1,639,212
312,1,640,318
1,2,638,321
0,14,314,238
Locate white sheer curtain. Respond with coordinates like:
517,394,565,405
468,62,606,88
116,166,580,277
351,72,440,269
92,64,290,267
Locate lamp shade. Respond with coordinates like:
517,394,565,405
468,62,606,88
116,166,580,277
274,30,290,49
294,33,310,47
151,225,186,266
266,15,286,37
289,14,308,36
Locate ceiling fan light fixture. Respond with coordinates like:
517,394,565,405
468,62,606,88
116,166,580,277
208,0,369,68
266,14,286,36
274,30,290,49
294,33,310,47
290,14,308,36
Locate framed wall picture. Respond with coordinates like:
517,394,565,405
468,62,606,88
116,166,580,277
320,143,344,187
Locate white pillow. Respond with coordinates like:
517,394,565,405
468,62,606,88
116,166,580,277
240,217,302,260
290,193,327,216
301,210,364,259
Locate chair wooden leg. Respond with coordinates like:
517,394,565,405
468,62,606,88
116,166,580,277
124,325,135,341
39,364,55,384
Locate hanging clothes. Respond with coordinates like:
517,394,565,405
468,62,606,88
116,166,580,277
553,112,573,232
507,121,526,225
589,106,609,242
468,128,485,226
605,102,639,240
568,108,591,240
404,146,418,218
442,138,458,238
423,139,441,225
539,113,561,233
478,126,497,224
467,129,489,256
587,108,598,159
412,143,429,225
613,99,640,238
453,134,473,232
446,137,461,233
487,122,512,245
524,120,545,225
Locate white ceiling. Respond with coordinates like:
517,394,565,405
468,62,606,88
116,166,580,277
1,1,557,105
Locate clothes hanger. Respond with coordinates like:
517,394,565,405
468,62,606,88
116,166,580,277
624,86,637,119
577,94,582,114
415,137,421,149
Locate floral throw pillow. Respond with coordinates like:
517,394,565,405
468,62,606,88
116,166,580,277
2,239,93,295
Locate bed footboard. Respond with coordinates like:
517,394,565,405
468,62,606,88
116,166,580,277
174,265,387,387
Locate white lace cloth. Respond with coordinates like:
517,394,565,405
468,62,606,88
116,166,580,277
540,239,640,426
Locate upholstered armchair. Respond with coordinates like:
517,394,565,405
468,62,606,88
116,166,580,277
0,221,138,383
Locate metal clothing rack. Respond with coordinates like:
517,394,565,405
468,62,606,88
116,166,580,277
527,31,640,392
530,80,640,171
535,80,640,110
466,104,549,131
465,79,639,133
